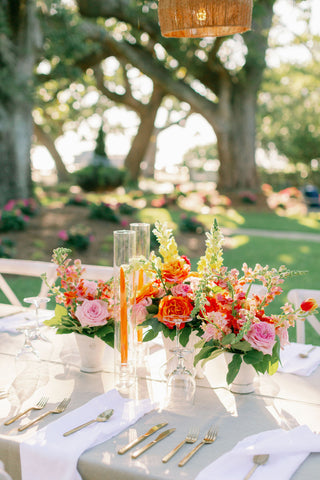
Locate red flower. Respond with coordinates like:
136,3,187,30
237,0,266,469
300,298,318,313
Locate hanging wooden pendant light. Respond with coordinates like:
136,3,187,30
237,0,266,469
158,0,253,38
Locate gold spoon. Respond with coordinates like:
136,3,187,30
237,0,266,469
63,408,114,436
243,454,269,480
299,346,316,358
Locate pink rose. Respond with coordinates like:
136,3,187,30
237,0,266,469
132,298,152,325
75,299,109,327
244,322,275,355
171,284,192,297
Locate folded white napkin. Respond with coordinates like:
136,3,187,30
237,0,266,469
20,389,154,480
278,342,320,376
0,310,53,334
195,425,320,480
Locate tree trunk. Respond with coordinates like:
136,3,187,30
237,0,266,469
124,86,164,182
0,0,41,207
217,86,259,191
33,123,70,182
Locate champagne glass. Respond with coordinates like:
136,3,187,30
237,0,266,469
165,315,196,409
23,296,50,342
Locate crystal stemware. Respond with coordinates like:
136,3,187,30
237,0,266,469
23,296,50,342
16,320,40,362
165,315,196,408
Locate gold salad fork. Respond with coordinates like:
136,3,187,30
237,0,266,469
18,397,71,432
162,427,199,463
178,425,218,467
4,396,49,425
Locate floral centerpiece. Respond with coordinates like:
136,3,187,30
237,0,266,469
135,221,318,385
43,248,114,347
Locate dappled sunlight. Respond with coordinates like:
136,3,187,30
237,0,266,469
138,208,174,227
299,245,310,254
298,216,320,229
224,234,249,250
278,253,294,264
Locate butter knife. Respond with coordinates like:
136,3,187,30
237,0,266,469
131,428,176,459
118,422,168,454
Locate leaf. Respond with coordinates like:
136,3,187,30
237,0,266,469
179,324,191,347
200,348,224,368
243,350,264,365
226,354,242,384
194,345,216,365
54,304,68,321
143,329,159,342
146,304,158,315
232,340,252,352
221,333,236,346
267,358,279,375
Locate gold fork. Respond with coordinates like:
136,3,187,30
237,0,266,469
18,397,71,432
162,427,199,463
178,425,218,467
4,396,49,425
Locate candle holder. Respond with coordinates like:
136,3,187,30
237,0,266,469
113,230,136,393
130,223,150,367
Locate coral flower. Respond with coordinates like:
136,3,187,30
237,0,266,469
161,257,191,284
300,298,318,313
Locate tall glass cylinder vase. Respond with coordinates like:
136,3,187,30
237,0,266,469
130,223,150,357
113,230,136,393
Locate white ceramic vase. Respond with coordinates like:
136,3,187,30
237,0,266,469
162,331,204,379
74,333,106,373
224,352,256,394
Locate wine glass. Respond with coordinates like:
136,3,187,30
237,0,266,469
164,315,196,408
23,296,50,342
16,319,40,362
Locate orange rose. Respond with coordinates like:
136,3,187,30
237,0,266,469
135,281,161,304
158,295,193,326
300,298,318,312
161,257,191,284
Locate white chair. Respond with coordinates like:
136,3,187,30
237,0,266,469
0,259,113,308
287,289,320,343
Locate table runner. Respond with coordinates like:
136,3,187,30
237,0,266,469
20,389,154,480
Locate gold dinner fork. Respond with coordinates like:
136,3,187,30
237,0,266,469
178,425,218,467
18,397,71,432
4,396,49,425
162,427,199,463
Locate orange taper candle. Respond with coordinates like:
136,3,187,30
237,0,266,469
120,266,128,364
137,269,144,343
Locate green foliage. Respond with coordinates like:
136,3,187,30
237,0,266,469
0,238,15,258
58,224,93,250
0,210,28,232
258,62,320,166
89,202,120,222
72,165,125,192
179,215,205,234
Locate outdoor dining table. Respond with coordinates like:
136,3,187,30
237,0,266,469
0,305,319,480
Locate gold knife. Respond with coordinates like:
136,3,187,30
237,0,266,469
118,422,168,454
131,428,176,459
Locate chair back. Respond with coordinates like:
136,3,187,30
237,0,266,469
0,259,113,308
